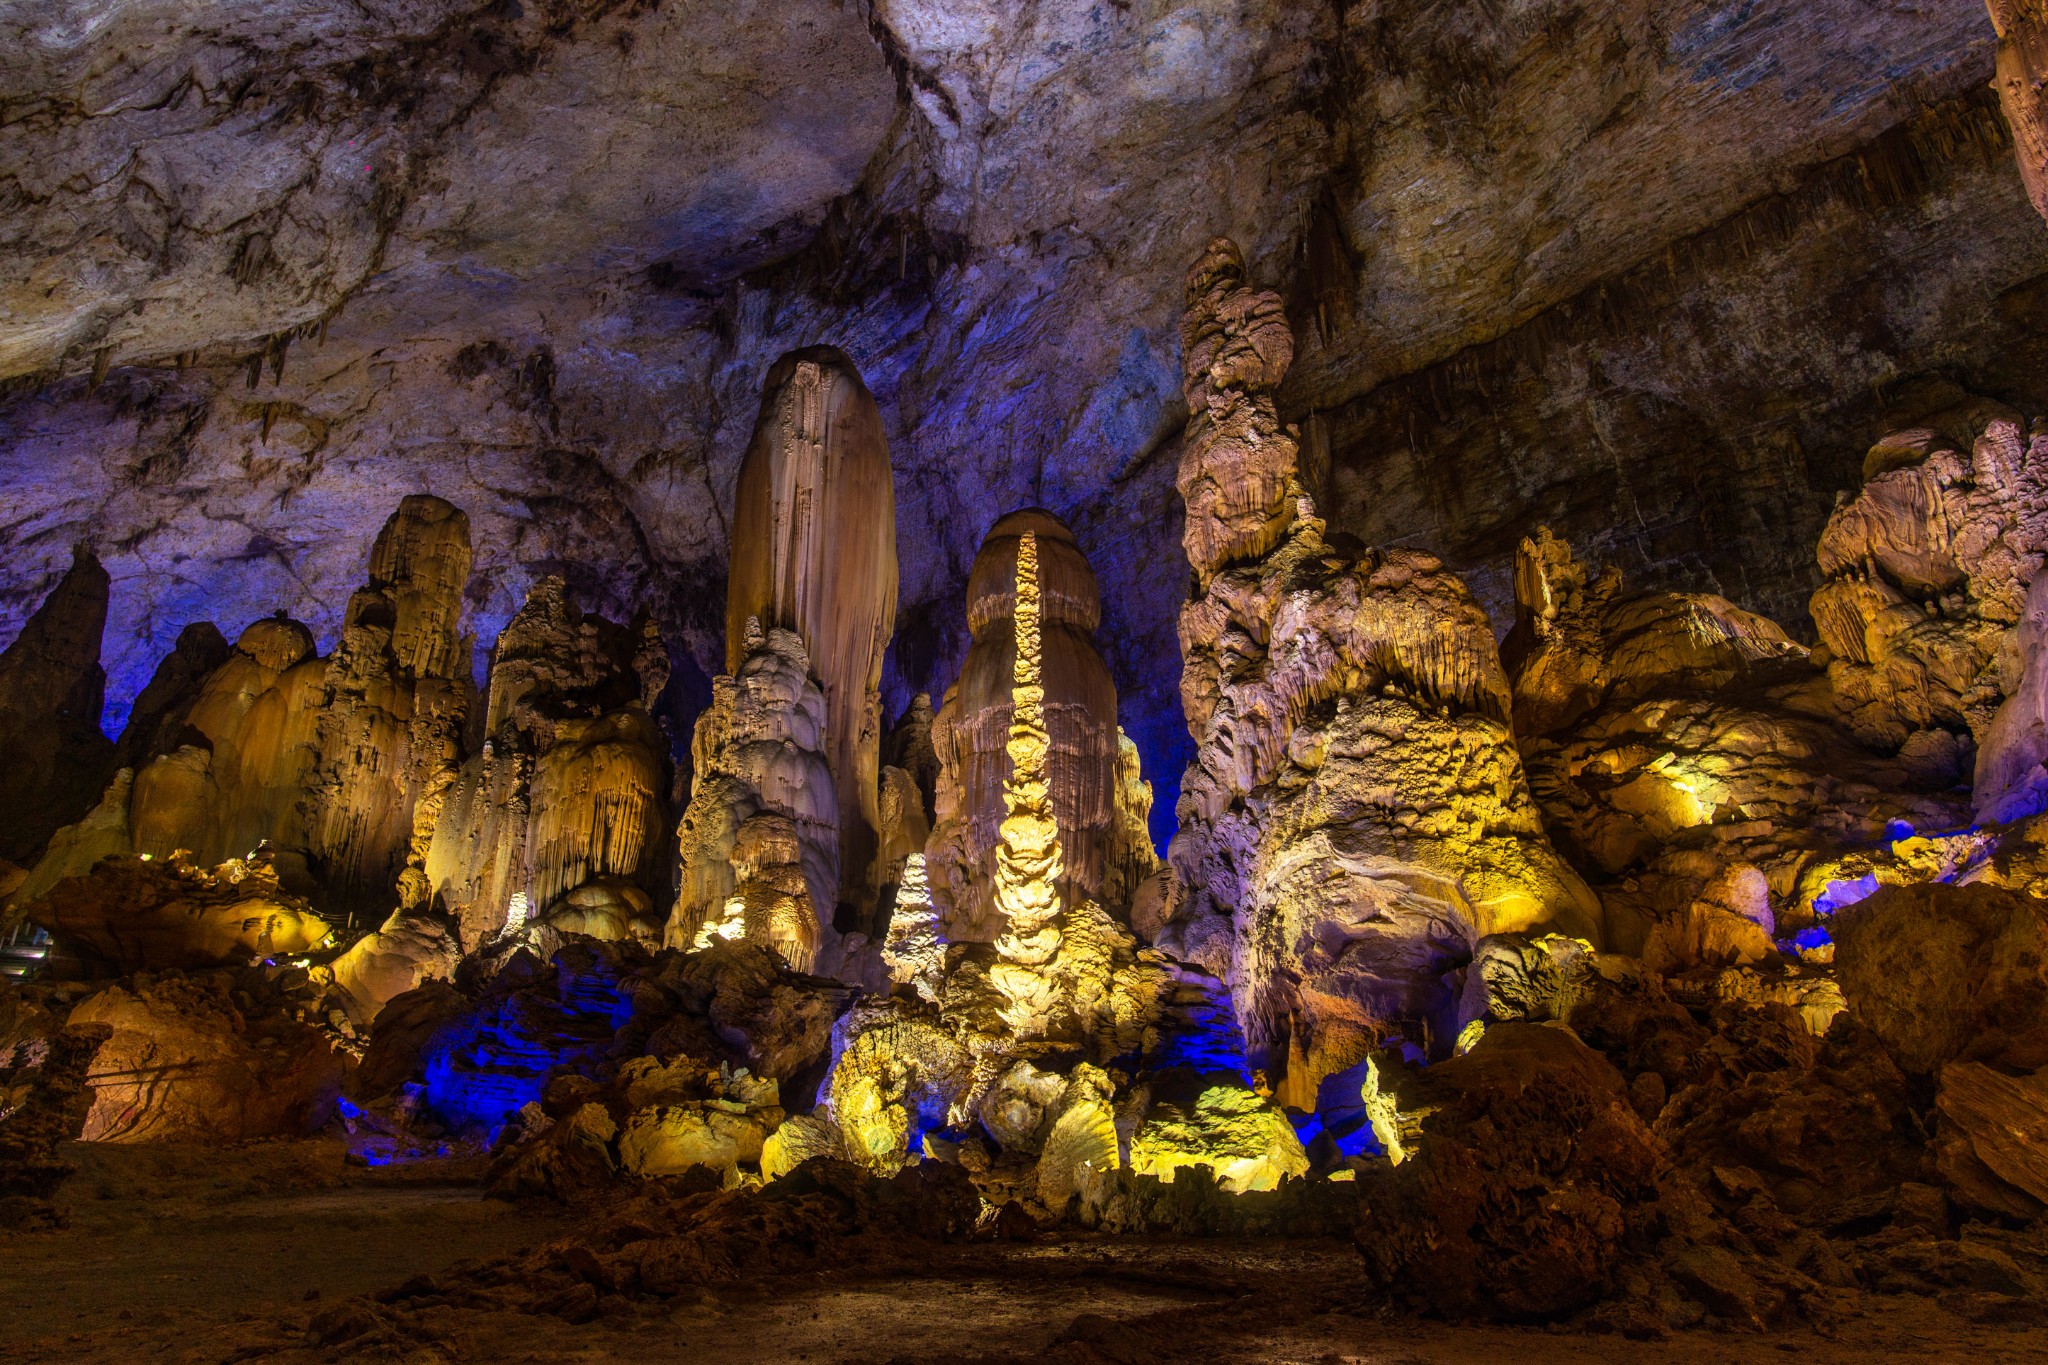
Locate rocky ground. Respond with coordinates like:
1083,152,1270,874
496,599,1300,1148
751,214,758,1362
0,1137,2040,1364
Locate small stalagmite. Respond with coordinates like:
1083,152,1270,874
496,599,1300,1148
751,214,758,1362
727,347,897,926
423,576,668,948
1167,239,1601,1107
926,510,1157,941
0,548,116,865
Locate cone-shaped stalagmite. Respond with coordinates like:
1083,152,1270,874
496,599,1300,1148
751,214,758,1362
0,549,115,864
727,347,897,926
927,510,1156,940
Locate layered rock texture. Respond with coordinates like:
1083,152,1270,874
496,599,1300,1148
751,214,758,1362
927,510,1157,941
1167,240,1600,1105
726,348,897,925
423,576,669,947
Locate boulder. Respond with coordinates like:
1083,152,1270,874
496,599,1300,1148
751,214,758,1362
1832,880,2048,1074
67,972,343,1142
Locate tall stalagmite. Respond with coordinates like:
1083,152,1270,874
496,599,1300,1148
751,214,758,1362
0,549,115,865
308,495,476,912
926,510,1156,940
1991,0,2048,229
423,577,668,947
727,347,897,926
1167,239,1602,1107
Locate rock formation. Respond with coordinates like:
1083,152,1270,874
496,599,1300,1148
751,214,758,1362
1809,415,2048,786
25,852,332,974
1167,240,1601,1105
1505,527,1966,954
669,623,839,974
927,510,1158,941
308,494,476,914
423,576,668,948
727,348,897,927
0,549,115,866
1992,0,2048,229
67,968,344,1143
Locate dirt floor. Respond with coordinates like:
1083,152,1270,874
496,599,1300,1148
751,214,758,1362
1,1140,2044,1364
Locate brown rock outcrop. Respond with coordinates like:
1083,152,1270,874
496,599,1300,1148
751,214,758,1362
110,622,230,773
1168,240,1599,1103
927,509,1157,941
68,969,344,1143
423,576,668,948
1354,1023,1687,1320
0,549,115,865
28,851,332,974
670,623,839,973
727,347,897,927
1831,880,2048,1075
0,990,108,1225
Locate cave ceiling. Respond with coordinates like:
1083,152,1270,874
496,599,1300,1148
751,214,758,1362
0,0,2036,836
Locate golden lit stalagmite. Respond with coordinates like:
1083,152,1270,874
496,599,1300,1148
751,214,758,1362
727,348,898,927
422,577,668,948
986,531,1066,1037
669,621,840,973
1167,239,1601,1106
925,510,1156,941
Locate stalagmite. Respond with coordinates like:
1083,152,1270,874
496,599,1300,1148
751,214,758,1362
986,531,1068,1038
1166,239,1601,1106
926,510,1157,941
1991,0,2048,230
423,577,668,947
668,622,838,973
307,495,476,912
727,347,897,927
0,549,116,865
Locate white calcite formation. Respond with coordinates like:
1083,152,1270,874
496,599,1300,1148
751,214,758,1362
670,622,840,974
1167,239,1602,1106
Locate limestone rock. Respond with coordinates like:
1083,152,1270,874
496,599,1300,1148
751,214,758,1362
308,495,476,914
1506,526,1810,741
541,878,663,945
68,971,343,1142
1169,241,1599,1107
761,1112,846,1180
727,347,897,925
1992,0,2048,229
1809,417,2048,766
1126,1077,1308,1195
826,998,973,1174
1934,1060,2048,1218
926,509,1155,940
616,1067,785,1179
424,576,667,947
29,852,332,974
126,616,327,869
111,622,230,773
670,625,838,973
0,549,115,865
881,854,944,1002
319,909,461,1025
1353,1022,1679,1320
882,694,941,827
1832,880,2048,1075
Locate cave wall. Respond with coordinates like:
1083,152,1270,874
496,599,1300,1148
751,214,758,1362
0,0,2035,853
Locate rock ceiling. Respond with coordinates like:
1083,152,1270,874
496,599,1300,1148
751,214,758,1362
1,0,2037,833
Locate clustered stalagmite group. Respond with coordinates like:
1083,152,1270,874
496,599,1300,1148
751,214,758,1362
0,240,2045,1332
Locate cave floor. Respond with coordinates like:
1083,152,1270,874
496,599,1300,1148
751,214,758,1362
0,1140,2043,1364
